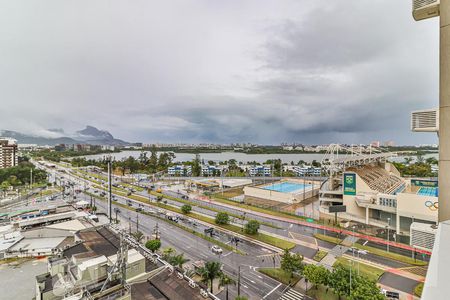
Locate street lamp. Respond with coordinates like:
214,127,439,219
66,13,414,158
386,217,391,253
237,264,253,297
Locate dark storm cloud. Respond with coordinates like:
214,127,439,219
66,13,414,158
0,1,439,144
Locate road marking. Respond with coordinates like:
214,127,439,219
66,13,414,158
363,240,368,246
223,252,233,257
262,283,282,299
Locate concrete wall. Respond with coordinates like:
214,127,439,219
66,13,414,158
243,186,294,203
343,173,372,218
396,193,438,222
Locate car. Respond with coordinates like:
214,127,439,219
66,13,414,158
211,245,223,254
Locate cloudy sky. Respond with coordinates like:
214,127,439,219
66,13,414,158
0,0,439,145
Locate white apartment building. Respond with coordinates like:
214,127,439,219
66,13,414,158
249,165,271,176
201,165,222,176
168,165,192,176
294,165,321,177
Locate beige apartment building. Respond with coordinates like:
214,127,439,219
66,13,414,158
0,138,18,168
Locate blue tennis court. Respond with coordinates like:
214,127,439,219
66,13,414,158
263,182,311,193
417,187,438,197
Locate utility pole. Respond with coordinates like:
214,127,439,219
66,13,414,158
107,157,112,223
237,265,241,296
136,212,139,233
387,217,391,253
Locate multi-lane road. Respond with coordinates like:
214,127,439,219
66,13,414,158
35,161,428,298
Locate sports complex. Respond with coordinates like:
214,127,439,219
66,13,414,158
319,144,438,251
243,179,321,204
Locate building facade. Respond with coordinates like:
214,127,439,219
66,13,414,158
249,165,271,176
168,165,192,176
0,138,18,168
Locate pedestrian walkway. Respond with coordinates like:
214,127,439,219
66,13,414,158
279,288,305,300
318,235,358,269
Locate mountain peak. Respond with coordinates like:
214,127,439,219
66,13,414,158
76,125,114,140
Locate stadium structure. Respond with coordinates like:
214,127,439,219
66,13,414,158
319,144,438,251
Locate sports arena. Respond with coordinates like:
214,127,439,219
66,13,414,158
319,144,438,250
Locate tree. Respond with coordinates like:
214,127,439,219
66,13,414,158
138,151,149,166
145,239,161,253
244,220,260,235
219,273,236,300
303,264,329,290
162,247,175,260
148,147,158,173
425,157,438,165
192,155,201,176
181,204,192,214
311,160,321,167
280,249,304,278
132,231,144,243
170,253,189,268
198,261,223,293
156,195,163,203
215,212,230,225
329,264,351,298
349,279,385,300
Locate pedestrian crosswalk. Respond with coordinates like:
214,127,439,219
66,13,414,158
279,288,304,300
257,253,282,267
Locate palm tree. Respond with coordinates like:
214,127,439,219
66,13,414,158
198,261,222,293
162,247,175,260
219,273,236,300
171,253,189,268
131,231,144,243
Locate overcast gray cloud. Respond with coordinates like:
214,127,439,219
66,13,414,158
0,0,439,144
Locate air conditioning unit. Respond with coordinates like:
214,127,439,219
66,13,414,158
411,108,439,132
413,0,440,21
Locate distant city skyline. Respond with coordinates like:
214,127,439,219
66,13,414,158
0,1,439,145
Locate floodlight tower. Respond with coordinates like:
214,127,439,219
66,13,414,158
412,0,450,222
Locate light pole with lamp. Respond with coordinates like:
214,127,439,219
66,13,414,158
387,217,391,253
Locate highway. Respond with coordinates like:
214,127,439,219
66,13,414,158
77,192,290,300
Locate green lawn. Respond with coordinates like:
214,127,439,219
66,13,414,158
307,284,342,300
334,257,384,282
314,233,342,245
258,268,301,285
414,282,424,297
313,250,328,262
352,243,427,266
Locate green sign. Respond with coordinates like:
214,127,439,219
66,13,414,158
343,173,356,195
411,179,438,187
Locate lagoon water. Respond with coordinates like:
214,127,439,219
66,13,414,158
84,150,438,164
84,151,325,164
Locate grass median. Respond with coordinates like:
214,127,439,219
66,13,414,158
414,282,424,297
313,233,343,245
334,257,384,282
313,250,327,262
258,268,301,285
352,243,427,266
